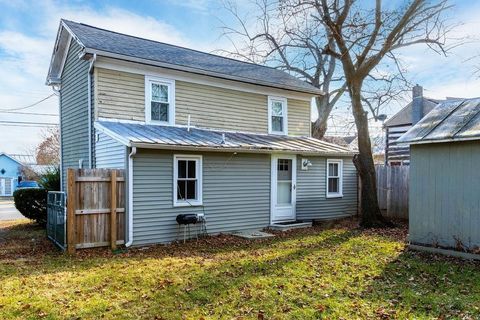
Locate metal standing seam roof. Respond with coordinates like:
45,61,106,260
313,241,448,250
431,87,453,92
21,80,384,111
384,98,441,127
57,20,321,95
397,97,480,145
95,121,354,156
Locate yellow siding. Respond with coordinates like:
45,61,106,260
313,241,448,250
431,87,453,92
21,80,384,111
95,67,311,136
288,99,311,136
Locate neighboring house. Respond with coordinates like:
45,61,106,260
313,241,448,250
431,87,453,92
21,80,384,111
324,135,385,164
46,20,358,246
384,85,444,165
0,153,22,197
398,97,480,253
0,153,43,196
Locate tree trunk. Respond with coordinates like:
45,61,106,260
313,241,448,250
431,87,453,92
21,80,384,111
349,83,393,228
312,95,333,139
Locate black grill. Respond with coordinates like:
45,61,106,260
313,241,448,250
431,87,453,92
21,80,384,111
176,214,198,225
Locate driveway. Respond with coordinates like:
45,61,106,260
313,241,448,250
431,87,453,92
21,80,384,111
0,200,23,220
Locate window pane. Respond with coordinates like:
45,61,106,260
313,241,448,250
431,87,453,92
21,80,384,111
177,180,186,200
187,160,196,178
151,102,169,122
186,180,196,200
277,159,292,181
328,177,339,193
277,181,292,204
272,116,283,132
272,101,283,116
151,83,168,102
328,163,338,177
178,160,187,178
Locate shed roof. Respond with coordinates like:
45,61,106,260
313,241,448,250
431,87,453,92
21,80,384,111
95,121,354,156
397,98,480,145
48,20,321,95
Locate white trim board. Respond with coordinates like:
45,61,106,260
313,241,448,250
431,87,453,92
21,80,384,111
94,57,314,101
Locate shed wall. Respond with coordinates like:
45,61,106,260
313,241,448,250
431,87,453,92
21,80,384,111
409,141,480,249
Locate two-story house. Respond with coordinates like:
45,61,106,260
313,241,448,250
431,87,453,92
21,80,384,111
46,20,357,246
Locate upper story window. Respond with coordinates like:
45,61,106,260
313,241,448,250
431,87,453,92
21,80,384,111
145,76,175,125
268,96,288,135
326,159,343,198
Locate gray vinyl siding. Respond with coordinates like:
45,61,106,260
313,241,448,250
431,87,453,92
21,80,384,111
409,141,480,250
296,156,357,220
59,40,90,190
95,132,126,169
132,150,271,245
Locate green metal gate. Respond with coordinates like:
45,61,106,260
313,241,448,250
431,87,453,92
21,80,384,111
47,191,66,250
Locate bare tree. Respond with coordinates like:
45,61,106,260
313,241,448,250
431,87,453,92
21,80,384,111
220,0,345,138
36,127,60,165
220,0,412,138
313,0,452,227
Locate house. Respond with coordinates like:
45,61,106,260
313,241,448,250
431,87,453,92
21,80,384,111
384,85,445,165
0,153,38,196
46,20,358,246
0,153,22,197
398,97,480,253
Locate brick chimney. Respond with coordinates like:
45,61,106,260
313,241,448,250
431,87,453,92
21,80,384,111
412,84,423,124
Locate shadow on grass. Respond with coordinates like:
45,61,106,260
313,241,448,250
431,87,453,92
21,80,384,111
361,249,480,318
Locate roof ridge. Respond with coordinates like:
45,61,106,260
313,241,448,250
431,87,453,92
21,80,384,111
62,19,301,78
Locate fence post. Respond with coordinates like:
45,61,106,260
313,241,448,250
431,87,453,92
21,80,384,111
110,170,117,250
67,169,76,254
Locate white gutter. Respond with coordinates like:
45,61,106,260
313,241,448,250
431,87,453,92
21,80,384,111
87,53,97,168
125,146,137,247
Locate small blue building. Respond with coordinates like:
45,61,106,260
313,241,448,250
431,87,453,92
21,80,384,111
0,153,24,197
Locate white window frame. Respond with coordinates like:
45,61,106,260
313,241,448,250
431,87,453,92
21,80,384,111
268,96,288,135
326,159,343,198
145,75,175,125
173,155,203,207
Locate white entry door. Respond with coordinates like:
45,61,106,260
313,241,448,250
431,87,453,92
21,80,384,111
271,155,296,223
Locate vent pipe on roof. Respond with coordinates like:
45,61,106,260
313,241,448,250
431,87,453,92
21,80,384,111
412,84,423,124
187,115,191,132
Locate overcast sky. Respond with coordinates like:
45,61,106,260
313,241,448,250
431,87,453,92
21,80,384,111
0,0,478,154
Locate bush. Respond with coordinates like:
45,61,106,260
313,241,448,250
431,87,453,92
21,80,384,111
13,188,48,226
39,166,60,191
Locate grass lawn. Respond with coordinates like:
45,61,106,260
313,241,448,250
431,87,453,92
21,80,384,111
1,219,480,319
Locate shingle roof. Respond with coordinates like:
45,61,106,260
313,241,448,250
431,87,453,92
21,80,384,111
95,121,354,156
397,98,480,145
61,20,321,95
384,98,441,127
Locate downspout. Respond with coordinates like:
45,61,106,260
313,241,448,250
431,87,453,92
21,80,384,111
125,146,137,247
87,53,97,168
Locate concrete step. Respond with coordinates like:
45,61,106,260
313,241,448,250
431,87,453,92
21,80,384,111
269,221,312,231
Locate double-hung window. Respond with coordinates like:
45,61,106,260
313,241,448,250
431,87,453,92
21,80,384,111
173,155,202,206
145,76,175,125
326,159,343,198
268,96,288,135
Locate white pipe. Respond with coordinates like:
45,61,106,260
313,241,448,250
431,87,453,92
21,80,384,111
87,53,96,168
187,114,191,132
125,146,137,247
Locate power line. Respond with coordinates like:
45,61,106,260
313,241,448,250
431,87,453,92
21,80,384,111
2,110,59,117
0,94,56,111
0,120,58,126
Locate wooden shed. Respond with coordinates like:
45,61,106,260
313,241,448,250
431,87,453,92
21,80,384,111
397,97,480,253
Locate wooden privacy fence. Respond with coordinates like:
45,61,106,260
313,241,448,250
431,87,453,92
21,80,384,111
67,168,125,254
375,165,409,219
